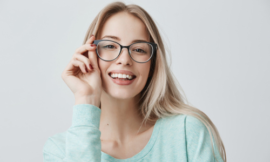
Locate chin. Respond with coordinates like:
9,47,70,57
108,89,137,100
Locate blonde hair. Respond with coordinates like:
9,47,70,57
82,1,226,162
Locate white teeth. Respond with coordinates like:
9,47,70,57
110,73,134,79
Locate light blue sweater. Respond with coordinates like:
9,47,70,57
43,104,224,162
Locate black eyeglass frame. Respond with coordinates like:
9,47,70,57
93,39,158,63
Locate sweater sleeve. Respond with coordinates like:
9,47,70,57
43,104,102,162
185,115,224,162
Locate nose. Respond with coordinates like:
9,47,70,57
116,47,132,65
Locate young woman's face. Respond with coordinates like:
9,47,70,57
98,12,151,100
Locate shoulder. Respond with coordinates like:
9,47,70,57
160,114,206,130
43,131,67,157
158,114,209,141
160,114,210,143
185,115,208,132
183,115,214,149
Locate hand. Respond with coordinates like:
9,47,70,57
61,35,102,107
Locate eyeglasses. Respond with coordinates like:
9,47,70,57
93,39,158,63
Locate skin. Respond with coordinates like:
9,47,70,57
96,12,156,159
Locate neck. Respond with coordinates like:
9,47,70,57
99,92,146,145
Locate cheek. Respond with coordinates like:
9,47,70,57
98,59,107,73
136,62,151,87
98,60,108,80
142,62,151,78
97,59,102,70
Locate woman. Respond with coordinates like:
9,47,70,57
43,2,226,162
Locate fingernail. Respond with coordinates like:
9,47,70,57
91,34,94,37
91,44,96,47
90,64,93,70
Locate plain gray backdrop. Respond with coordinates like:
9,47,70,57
0,0,269,161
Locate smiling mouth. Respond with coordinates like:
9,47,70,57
108,72,137,80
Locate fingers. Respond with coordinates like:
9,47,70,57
74,54,91,71
72,59,88,74
86,35,99,70
70,34,99,74
75,43,96,56
88,48,99,70
86,34,96,44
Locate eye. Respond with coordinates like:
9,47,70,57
103,45,116,49
133,48,146,53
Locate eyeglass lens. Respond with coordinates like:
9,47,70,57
96,40,153,62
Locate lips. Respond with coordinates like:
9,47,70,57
107,70,137,85
109,74,136,85
108,70,136,78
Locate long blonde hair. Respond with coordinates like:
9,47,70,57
82,2,226,162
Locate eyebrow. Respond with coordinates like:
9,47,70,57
101,35,148,43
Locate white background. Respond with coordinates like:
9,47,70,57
0,0,269,161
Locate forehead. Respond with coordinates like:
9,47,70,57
99,12,150,43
